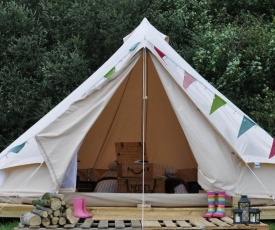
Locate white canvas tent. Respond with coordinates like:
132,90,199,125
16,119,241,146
0,18,275,207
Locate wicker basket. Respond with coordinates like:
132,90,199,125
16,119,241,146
118,163,165,178
118,177,166,193
115,142,148,164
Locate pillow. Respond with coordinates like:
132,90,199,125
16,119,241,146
99,170,117,180
174,183,188,194
94,180,118,193
108,161,118,171
153,164,177,176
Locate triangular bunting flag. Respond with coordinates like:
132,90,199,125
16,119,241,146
154,46,165,58
209,94,227,114
238,116,256,137
129,42,140,52
104,67,116,79
183,71,196,89
7,141,27,153
269,138,275,159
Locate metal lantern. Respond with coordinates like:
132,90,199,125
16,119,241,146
238,195,250,223
249,208,261,224
233,208,243,224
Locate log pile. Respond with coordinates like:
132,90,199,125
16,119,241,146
20,192,77,228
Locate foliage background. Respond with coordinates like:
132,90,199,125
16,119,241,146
0,0,274,151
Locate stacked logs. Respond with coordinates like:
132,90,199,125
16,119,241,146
20,192,77,228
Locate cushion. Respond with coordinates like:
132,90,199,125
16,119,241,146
94,179,118,193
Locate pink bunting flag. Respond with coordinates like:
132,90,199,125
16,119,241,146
154,46,165,58
269,138,275,159
183,71,196,89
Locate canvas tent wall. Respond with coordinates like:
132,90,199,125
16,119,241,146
0,18,275,207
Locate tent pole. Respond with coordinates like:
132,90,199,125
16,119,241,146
141,46,147,229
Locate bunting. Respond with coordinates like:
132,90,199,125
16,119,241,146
238,116,256,137
269,138,275,159
129,42,140,52
104,67,116,79
183,71,196,89
7,141,27,153
209,94,227,115
154,46,165,58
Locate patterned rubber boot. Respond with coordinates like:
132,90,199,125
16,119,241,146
202,191,215,218
213,191,226,218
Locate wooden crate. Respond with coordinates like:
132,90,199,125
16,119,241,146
118,177,166,193
115,142,148,164
118,163,165,178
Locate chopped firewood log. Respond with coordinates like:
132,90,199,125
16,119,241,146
51,216,59,225
42,192,65,200
21,192,76,228
53,209,61,217
36,204,53,215
32,199,50,207
65,207,73,216
41,217,50,227
58,216,67,226
20,212,41,226
31,208,48,218
66,214,78,224
49,198,62,210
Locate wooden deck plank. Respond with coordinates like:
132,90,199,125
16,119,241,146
143,220,162,228
115,220,125,229
221,216,234,225
176,220,192,227
98,220,109,229
131,220,142,228
80,218,94,228
163,220,177,228
209,217,232,227
195,218,217,227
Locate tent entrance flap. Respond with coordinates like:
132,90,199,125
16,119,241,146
77,51,197,183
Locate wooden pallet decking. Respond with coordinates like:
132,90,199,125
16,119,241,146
2,204,275,220
14,217,269,230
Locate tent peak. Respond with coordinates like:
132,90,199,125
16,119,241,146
123,18,169,43
141,18,149,24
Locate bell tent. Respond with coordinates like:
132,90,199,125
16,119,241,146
0,18,275,207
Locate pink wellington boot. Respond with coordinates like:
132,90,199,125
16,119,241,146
73,198,90,218
81,198,92,218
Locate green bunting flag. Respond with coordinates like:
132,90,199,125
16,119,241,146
238,116,256,138
104,67,116,79
7,141,27,153
269,138,275,159
209,94,227,115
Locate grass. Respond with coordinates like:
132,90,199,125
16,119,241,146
264,220,275,230
0,218,19,230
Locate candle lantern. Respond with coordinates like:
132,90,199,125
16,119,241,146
238,195,250,223
233,208,243,224
249,208,261,224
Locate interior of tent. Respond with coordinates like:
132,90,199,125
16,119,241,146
74,50,200,195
